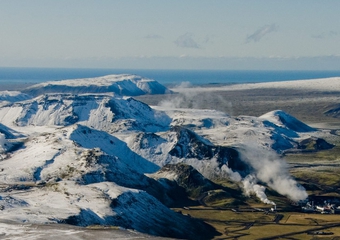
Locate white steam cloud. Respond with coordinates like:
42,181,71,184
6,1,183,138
182,140,306,204
187,156,277,206
187,158,242,182
159,83,306,204
159,82,233,115
238,142,308,202
242,175,275,205
159,82,198,109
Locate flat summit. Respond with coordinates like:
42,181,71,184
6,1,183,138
23,74,172,97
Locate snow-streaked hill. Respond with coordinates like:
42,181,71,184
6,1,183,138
0,181,216,239
0,94,171,133
0,123,216,239
23,74,172,97
259,110,316,132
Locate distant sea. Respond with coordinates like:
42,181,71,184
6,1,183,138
1,67,340,87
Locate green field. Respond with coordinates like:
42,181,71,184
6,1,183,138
174,207,340,239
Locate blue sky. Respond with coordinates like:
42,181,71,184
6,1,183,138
1,0,340,70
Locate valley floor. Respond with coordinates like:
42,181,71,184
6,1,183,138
173,207,340,240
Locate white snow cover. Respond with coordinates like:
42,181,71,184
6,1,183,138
0,76,334,237
171,77,340,93
0,123,209,238
0,180,200,235
23,74,172,96
0,91,32,102
0,94,171,133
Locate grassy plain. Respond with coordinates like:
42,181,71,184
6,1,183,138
173,207,340,239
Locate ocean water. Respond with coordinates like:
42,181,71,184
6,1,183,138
0,67,340,86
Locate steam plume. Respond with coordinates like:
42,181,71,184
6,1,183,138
242,175,275,205
159,82,233,115
187,158,242,182
238,142,308,202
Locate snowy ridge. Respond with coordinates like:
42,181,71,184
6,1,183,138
0,123,215,238
0,94,171,133
0,181,214,239
70,124,159,173
23,74,172,97
0,91,32,103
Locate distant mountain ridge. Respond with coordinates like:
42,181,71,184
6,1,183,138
22,74,172,96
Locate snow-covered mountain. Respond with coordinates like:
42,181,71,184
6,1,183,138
0,91,32,103
22,74,172,97
0,122,216,239
0,76,334,238
259,110,316,132
0,93,171,133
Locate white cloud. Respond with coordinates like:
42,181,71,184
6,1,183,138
174,33,199,49
246,24,278,43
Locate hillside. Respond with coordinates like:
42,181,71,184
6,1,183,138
0,75,336,239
